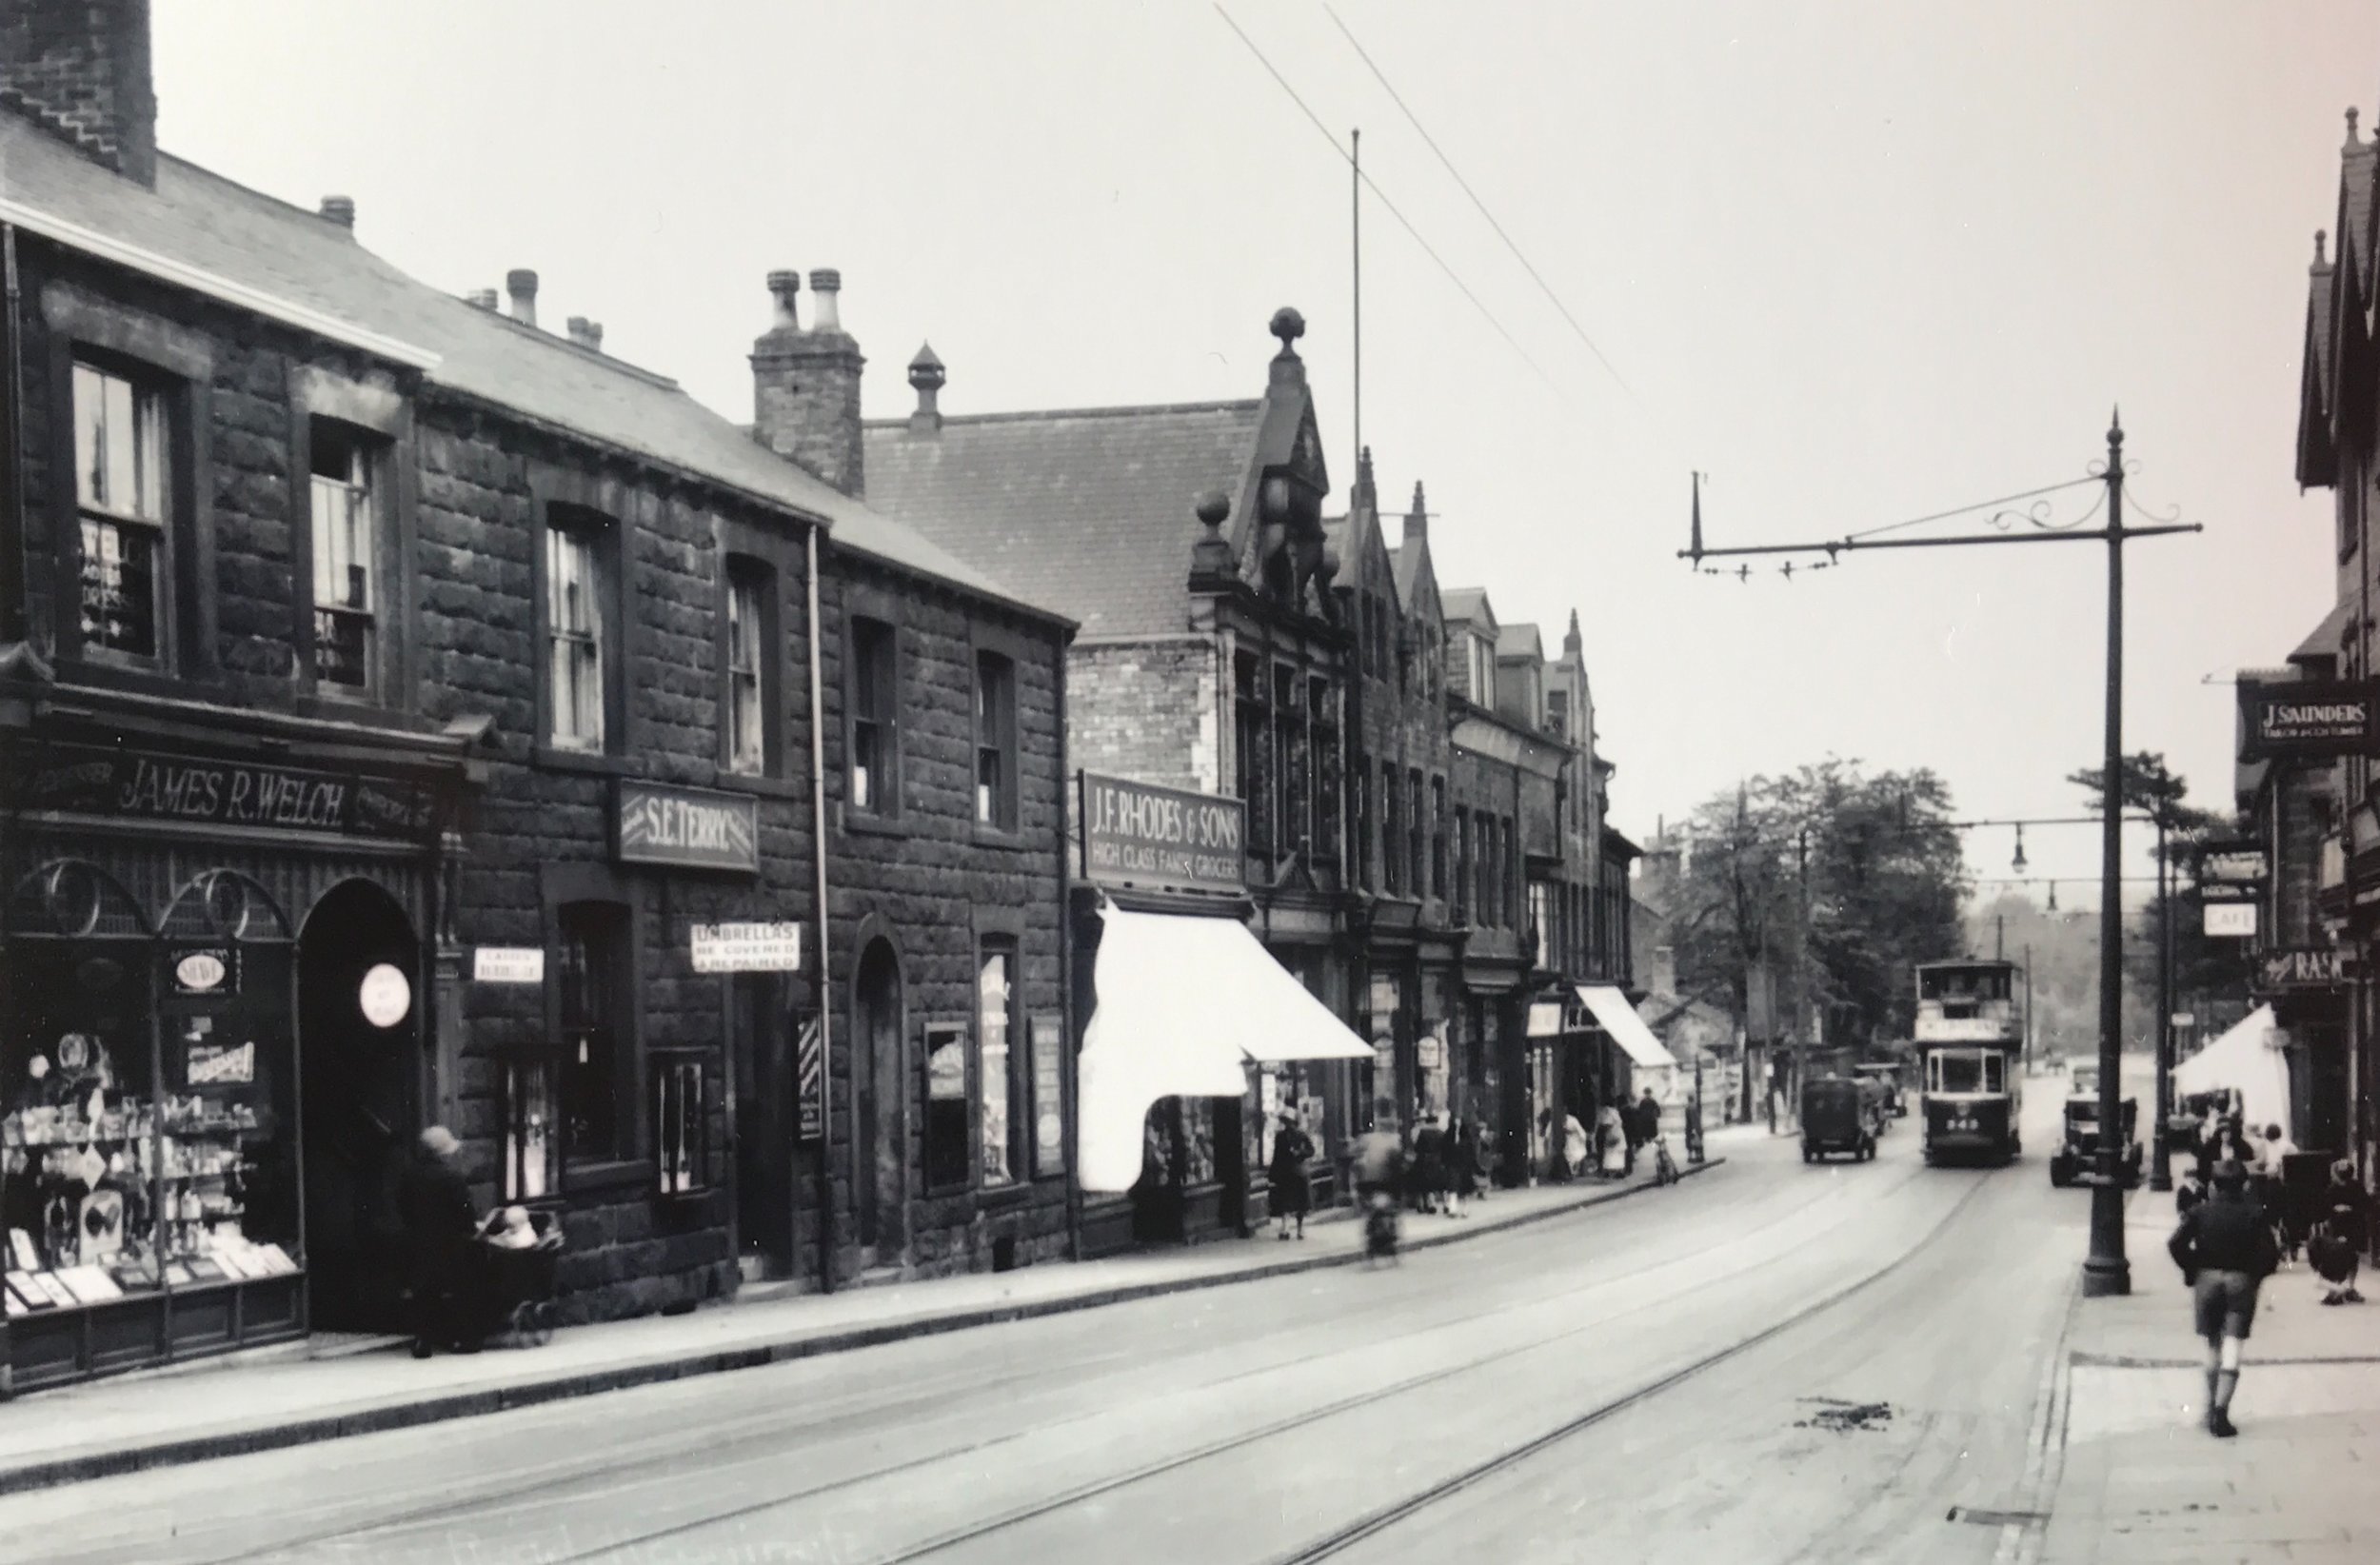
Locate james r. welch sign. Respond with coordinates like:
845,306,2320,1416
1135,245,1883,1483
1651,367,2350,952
2239,679,2380,762
1079,772,1245,896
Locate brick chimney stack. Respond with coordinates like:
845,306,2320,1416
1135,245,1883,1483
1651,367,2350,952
566,317,605,353
751,267,867,499
1,0,158,187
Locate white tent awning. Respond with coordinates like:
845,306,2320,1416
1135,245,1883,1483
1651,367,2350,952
1077,901,1374,1192
2172,1003,2293,1143
1576,984,1678,1069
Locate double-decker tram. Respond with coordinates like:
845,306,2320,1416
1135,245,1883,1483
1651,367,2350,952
1914,959,2024,1166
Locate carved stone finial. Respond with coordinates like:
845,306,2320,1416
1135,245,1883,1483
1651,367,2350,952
2317,229,2330,268
1190,488,1236,580
2350,106,2363,146
1195,489,1231,528
1269,307,1305,358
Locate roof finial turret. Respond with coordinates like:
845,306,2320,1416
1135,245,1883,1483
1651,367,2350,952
2350,106,2362,148
2316,229,2331,270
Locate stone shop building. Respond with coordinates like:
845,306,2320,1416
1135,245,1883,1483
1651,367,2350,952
0,3,1071,1392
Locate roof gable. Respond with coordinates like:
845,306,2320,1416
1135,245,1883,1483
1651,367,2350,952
1441,586,1496,637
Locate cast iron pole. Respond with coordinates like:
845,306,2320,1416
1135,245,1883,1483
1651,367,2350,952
2152,810,2174,1191
2084,412,2132,1297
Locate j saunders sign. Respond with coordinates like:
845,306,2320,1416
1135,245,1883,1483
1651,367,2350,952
1080,772,1245,896
2240,679,2380,762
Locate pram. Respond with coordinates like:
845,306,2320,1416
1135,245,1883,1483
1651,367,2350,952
472,1210,564,1347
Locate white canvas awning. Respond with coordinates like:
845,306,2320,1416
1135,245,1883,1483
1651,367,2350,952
1576,984,1678,1070
2172,1003,2293,1143
1077,901,1374,1192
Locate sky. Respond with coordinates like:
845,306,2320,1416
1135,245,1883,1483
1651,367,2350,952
148,0,2380,907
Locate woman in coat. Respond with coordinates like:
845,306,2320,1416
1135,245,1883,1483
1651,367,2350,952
1408,1115,1449,1216
1597,1105,1628,1179
1560,1111,1590,1180
1444,1118,1478,1218
1268,1111,1314,1240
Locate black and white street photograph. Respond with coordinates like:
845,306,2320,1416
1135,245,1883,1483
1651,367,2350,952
1,2,2378,1559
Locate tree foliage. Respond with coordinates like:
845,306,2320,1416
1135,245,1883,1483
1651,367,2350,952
2065,752,2251,1025
1672,761,1971,1049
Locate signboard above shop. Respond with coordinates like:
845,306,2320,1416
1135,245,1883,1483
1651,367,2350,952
1079,772,1245,896
614,781,759,874
2205,902,2258,939
2259,947,2347,990
2200,846,2270,885
2239,679,2380,762
6,743,433,842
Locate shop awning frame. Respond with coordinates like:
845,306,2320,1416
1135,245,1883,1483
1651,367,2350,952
1575,983,1679,1070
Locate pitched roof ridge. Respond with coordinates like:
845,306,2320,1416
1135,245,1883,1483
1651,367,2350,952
863,396,1263,430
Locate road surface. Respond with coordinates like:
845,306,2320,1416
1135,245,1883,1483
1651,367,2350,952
14,1081,2098,1564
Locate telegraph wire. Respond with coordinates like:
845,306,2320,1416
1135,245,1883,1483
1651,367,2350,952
1323,3,1637,406
1843,475,2103,544
1212,5,1563,394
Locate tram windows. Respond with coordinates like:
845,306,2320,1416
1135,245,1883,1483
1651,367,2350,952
1982,1052,2006,1094
1930,1052,1987,1094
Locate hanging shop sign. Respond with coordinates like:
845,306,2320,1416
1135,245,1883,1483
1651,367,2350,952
688,921,803,974
2199,846,2270,885
795,1015,825,1142
7,743,432,841
613,781,760,873
472,947,545,985
2239,679,2380,762
2203,903,2257,940
2258,947,2347,990
1078,772,1245,896
169,947,238,997
359,963,412,1026
1527,1001,1565,1038
2197,882,2257,903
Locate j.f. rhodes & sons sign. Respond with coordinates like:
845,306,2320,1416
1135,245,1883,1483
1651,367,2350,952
9,743,429,841
1080,772,1245,896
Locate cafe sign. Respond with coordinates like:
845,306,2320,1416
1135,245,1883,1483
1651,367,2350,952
1079,772,1245,896
2259,947,2346,990
613,781,759,873
2240,679,2380,762
9,743,430,842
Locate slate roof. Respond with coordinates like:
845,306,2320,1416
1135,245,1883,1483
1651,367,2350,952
2291,598,2351,666
1441,586,1492,630
863,401,1264,638
1496,624,1544,663
0,118,1060,623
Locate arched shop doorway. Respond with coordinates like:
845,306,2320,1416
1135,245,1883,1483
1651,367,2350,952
852,938,906,1264
297,879,422,1332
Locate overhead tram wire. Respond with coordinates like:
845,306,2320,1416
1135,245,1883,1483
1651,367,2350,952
1212,5,1566,397
1323,4,1638,407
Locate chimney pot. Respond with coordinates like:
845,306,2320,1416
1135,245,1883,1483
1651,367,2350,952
808,268,843,333
907,342,946,433
564,318,605,353
506,269,539,328
766,270,802,330
319,195,355,229
466,288,500,311
588,322,604,352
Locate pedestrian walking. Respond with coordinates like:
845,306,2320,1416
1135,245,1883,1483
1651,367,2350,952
2167,1158,2283,1438
1268,1111,1314,1240
1597,1104,1628,1180
1408,1115,1448,1216
1444,1117,1478,1218
396,1125,480,1358
2253,1123,2301,1263
1561,1110,1590,1180
1633,1089,1662,1172
2311,1159,2370,1307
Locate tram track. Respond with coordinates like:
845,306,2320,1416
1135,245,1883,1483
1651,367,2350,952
152,1159,1854,1565
536,1158,1984,1565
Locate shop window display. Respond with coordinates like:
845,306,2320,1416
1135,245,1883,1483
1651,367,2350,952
2,863,300,1334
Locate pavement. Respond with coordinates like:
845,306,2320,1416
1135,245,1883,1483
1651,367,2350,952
0,1128,1750,1498
2037,1197,2380,1565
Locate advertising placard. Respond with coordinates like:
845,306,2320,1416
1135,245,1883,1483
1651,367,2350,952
472,947,545,985
689,921,803,974
1030,1013,1066,1177
1079,772,1245,896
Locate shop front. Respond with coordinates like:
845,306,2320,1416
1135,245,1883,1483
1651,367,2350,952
1576,983,1682,1136
1,731,466,1394
1070,774,1371,1255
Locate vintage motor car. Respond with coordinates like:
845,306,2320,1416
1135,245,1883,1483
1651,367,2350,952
1801,1077,1877,1164
2049,1091,2142,1188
